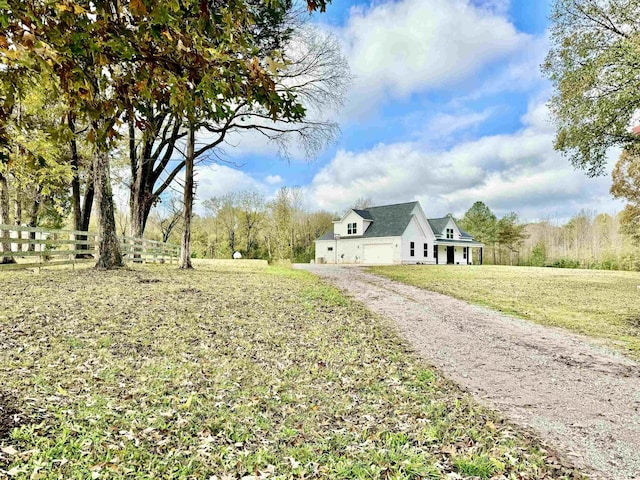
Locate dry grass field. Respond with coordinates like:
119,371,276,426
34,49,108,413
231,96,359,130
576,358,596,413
0,263,583,479
369,265,640,359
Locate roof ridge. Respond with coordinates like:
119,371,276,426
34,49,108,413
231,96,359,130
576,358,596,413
367,201,418,209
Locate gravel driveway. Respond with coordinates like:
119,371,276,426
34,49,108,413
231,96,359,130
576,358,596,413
294,264,640,480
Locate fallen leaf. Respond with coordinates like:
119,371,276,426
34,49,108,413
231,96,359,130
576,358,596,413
2,446,18,455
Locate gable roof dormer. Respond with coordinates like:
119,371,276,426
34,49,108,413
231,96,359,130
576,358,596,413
332,208,374,224
428,215,473,240
352,209,373,220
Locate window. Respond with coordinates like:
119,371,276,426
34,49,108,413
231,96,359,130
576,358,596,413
327,247,333,251
433,245,438,259
410,241,415,257
347,222,357,235
446,228,454,239
424,243,428,257
463,247,467,260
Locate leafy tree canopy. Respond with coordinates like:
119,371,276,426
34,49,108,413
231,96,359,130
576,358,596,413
543,0,640,176
460,201,497,244
0,0,327,149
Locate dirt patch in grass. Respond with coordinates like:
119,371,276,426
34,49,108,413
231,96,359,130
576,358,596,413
0,264,585,478
0,391,24,441
626,315,640,335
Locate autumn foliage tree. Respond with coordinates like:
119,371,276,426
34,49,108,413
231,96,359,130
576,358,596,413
125,20,347,242
611,146,640,244
0,0,334,269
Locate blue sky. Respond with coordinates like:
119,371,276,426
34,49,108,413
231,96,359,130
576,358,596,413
191,0,623,222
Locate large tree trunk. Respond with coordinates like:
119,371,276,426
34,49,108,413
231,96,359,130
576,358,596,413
69,116,93,258
128,182,154,263
13,187,22,259
70,114,82,232
0,172,15,264
94,149,123,269
130,187,155,238
80,165,95,232
128,115,183,239
13,187,21,225
69,114,97,254
128,111,153,238
26,187,42,253
179,125,195,269
74,169,95,258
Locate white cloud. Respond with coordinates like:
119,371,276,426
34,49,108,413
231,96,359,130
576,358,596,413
463,32,551,101
306,101,625,221
425,109,496,139
338,0,529,113
264,174,283,185
196,164,264,198
195,127,281,162
189,165,268,214
150,163,285,217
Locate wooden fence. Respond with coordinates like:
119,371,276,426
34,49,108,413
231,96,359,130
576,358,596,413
0,224,180,271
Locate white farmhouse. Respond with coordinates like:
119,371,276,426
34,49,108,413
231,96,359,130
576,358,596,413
314,201,484,265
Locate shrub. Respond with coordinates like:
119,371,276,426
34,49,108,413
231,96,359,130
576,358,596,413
547,258,581,269
529,242,546,267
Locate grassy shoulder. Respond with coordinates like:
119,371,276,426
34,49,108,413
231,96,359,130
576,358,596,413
368,265,640,359
0,263,582,479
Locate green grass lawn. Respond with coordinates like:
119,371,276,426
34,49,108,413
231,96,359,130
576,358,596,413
368,265,640,359
0,263,582,479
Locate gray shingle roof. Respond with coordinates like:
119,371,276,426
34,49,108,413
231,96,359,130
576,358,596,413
317,231,335,240
316,202,419,241
457,226,473,238
427,217,449,234
361,201,418,238
317,202,481,243
353,209,373,220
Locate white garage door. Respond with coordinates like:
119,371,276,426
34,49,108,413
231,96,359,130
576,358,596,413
363,243,393,264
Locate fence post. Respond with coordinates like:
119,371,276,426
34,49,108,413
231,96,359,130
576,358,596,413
122,236,128,263
144,239,149,264
70,231,75,270
37,231,42,274
0,225,10,263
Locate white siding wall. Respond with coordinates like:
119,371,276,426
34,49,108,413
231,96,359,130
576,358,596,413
442,218,463,240
333,211,371,238
400,216,436,264
315,240,337,264
315,237,401,264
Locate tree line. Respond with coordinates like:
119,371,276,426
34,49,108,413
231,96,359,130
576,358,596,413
0,0,346,268
459,202,640,271
142,187,332,263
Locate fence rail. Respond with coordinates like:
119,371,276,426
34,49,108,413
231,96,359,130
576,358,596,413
0,224,179,271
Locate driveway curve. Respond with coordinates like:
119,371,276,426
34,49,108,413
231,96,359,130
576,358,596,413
294,264,640,480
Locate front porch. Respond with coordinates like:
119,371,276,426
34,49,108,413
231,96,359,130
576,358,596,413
434,241,483,265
